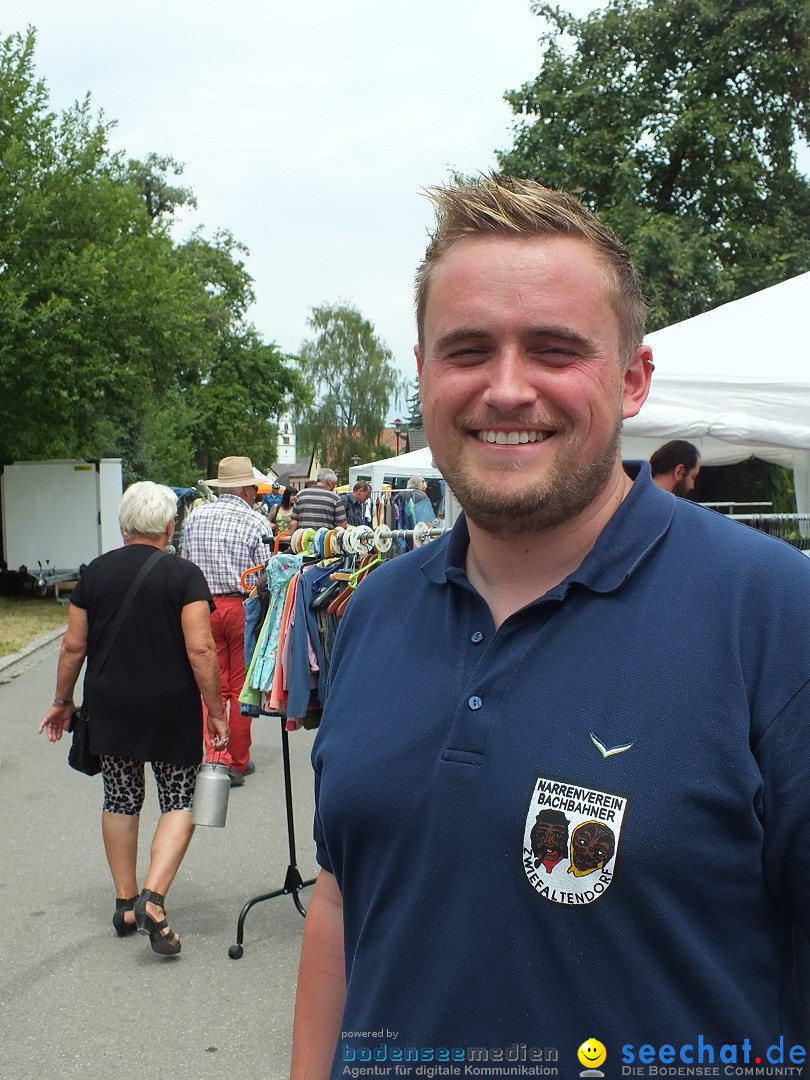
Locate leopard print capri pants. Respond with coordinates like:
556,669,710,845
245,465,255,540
100,756,198,815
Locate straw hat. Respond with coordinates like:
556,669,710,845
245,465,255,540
206,456,257,487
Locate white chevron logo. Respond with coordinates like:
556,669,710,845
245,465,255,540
590,732,634,758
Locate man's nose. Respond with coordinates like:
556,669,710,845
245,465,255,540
480,348,538,412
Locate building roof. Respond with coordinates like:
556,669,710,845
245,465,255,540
272,454,315,486
405,427,429,452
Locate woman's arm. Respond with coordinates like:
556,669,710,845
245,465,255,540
290,869,346,1079
38,604,88,741
180,600,229,743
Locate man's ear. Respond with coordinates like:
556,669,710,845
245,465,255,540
673,464,686,480
622,345,653,420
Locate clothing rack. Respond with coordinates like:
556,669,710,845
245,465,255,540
227,524,448,959
228,714,315,959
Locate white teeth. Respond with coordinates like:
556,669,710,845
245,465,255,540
476,429,549,443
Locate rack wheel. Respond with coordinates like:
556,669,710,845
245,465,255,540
228,944,244,959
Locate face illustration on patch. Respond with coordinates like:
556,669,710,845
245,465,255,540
530,809,569,872
569,820,615,877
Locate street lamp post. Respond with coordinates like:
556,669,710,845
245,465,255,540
393,418,407,455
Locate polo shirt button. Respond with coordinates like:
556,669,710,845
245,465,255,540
471,631,484,644
468,696,482,711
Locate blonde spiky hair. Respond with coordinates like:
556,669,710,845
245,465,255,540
415,174,647,365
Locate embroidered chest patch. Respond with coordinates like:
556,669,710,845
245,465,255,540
522,776,628,905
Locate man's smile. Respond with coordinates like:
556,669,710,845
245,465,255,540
474,429,554,444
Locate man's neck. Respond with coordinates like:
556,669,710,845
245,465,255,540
464,465,633,629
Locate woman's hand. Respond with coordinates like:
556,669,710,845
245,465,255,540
38,704,73,742
206,712,230,750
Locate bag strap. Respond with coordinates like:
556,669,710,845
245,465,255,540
93,548,166,677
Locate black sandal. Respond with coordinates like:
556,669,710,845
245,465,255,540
133,889,181,955
112,895,139,937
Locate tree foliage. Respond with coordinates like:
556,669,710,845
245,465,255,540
498,0,810,330
297,302,406,478
0,28,304,484
405,378,423,430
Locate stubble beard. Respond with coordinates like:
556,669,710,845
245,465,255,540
436,419,624,536
672,476,693,499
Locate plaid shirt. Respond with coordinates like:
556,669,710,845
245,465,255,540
181,495,270,594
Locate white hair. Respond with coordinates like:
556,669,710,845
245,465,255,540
407,475,426,490
119,481,177,539
317,468,338,484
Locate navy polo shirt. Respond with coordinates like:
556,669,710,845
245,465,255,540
313,464,810,1071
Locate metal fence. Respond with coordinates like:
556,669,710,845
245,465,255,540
726,514,810,551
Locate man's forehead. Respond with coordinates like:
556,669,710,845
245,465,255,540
422,233,620,346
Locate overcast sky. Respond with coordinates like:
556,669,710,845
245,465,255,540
8,1,809,420
9,0,604,411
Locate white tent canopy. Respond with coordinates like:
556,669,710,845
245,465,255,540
349,446,442,491
622,271,810,512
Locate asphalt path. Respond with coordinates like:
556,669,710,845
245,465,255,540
0,638,320,1080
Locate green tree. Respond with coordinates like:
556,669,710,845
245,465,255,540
297,302,406,477
0,28,304,484
405,378,423,429
126,152,196,220
498,0,810,331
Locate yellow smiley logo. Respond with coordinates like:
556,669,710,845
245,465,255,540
577,1039,607,1069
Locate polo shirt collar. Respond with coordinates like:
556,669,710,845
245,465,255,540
421,462,674,597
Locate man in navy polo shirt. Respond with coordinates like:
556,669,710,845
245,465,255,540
290,176,810,1078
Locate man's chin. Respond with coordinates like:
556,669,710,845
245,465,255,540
453,480,574,534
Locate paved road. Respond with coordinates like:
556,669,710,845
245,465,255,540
0,639,320,1080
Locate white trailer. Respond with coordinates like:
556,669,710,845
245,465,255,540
1,459,123,584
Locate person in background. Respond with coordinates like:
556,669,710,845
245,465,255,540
291,175,810,1076
181,455,270,786
262,480,285,515
340,481,372,526
649,439,701,496
272,486,297,534
405,474,436,522
289,468,347,531
38,481,228,956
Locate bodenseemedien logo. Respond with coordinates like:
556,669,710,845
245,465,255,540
579,1038,607,1077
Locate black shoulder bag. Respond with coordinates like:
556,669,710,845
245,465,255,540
68,549,166,776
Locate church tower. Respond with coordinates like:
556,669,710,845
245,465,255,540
277,412,297,466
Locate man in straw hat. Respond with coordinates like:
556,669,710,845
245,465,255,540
182,456,269,785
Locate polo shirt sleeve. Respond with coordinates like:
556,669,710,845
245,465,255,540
334,496,347,527
312,760,334,873
754,677,810,940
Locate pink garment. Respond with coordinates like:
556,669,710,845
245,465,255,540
267,571,299,714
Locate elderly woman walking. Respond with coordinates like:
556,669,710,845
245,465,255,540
38,482,229,956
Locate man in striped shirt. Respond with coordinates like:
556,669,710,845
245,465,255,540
182,456,270,784
289,468,347,531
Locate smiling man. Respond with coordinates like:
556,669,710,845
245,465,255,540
291,176,810,1078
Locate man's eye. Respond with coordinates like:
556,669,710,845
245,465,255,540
541,347,575,358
